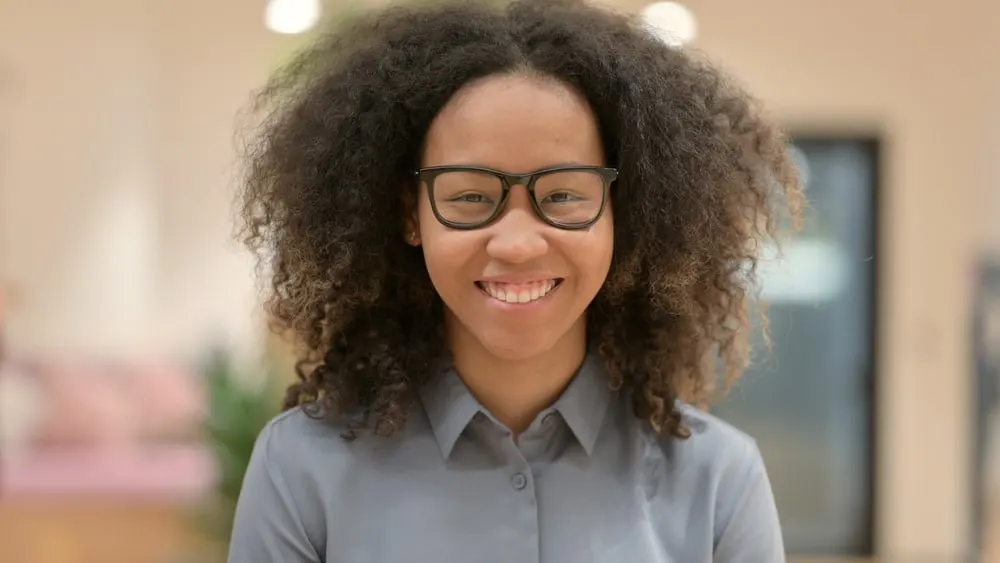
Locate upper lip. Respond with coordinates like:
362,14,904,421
477,274,563,283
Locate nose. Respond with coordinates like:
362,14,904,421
484,187,549,264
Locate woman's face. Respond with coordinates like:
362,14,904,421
412,74,614,361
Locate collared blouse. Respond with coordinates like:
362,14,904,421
228,354,785,562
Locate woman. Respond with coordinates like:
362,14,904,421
230,0,802,561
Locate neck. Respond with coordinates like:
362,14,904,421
446,317,588,436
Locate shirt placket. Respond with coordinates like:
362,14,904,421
493,427,540,563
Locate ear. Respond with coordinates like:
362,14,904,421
402,187,422,247
403,217,421,246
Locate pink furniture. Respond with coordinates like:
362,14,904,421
0,358,213,498
2,445,214,500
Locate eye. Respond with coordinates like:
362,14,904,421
452,193,492,204
543,192,580,203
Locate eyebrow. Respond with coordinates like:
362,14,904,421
419,161,605,174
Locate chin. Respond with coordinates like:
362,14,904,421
476,330,559,362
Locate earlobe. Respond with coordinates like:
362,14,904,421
403,216,422,247
405,229,421,246
402,184,422,246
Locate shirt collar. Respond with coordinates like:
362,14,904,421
551,353,613,456
418,362,482,460
419,353,614,459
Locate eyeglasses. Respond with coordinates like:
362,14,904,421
414,165,618,230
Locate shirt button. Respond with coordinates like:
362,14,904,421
510,472,527,490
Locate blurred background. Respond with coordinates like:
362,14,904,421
0,0,998,561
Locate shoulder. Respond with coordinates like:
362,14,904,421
677,402,760,461
666,405,784,555
648,402,766,489
234,407,363,557
256,403,429,479
640,402,777,541
254,406,362,482
263,404,355,443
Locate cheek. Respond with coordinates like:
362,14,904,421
415,187,436,234
417,210,477,295
558,216,614,288
588,212,615,276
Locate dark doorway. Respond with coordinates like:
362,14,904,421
714,138,880,556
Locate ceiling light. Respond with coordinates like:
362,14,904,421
641,2,698,48
265,0,322,35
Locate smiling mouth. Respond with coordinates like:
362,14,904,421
475,279,564,304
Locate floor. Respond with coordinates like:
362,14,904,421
985,501,1000,562
0,498,202,563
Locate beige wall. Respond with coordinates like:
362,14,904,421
2,0,998,559
0,0,281,360
1,0,159,358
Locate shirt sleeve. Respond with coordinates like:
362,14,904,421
712,441,785,563
227,423,324,563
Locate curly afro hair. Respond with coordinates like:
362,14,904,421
238,0,802,439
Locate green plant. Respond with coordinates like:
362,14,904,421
195,347,283,557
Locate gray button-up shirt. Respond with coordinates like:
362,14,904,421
228,355,785,562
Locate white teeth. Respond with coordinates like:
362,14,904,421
480,280,558,304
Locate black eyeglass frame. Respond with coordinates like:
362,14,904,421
414,164,619,230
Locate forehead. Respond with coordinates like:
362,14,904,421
421,73,604,171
